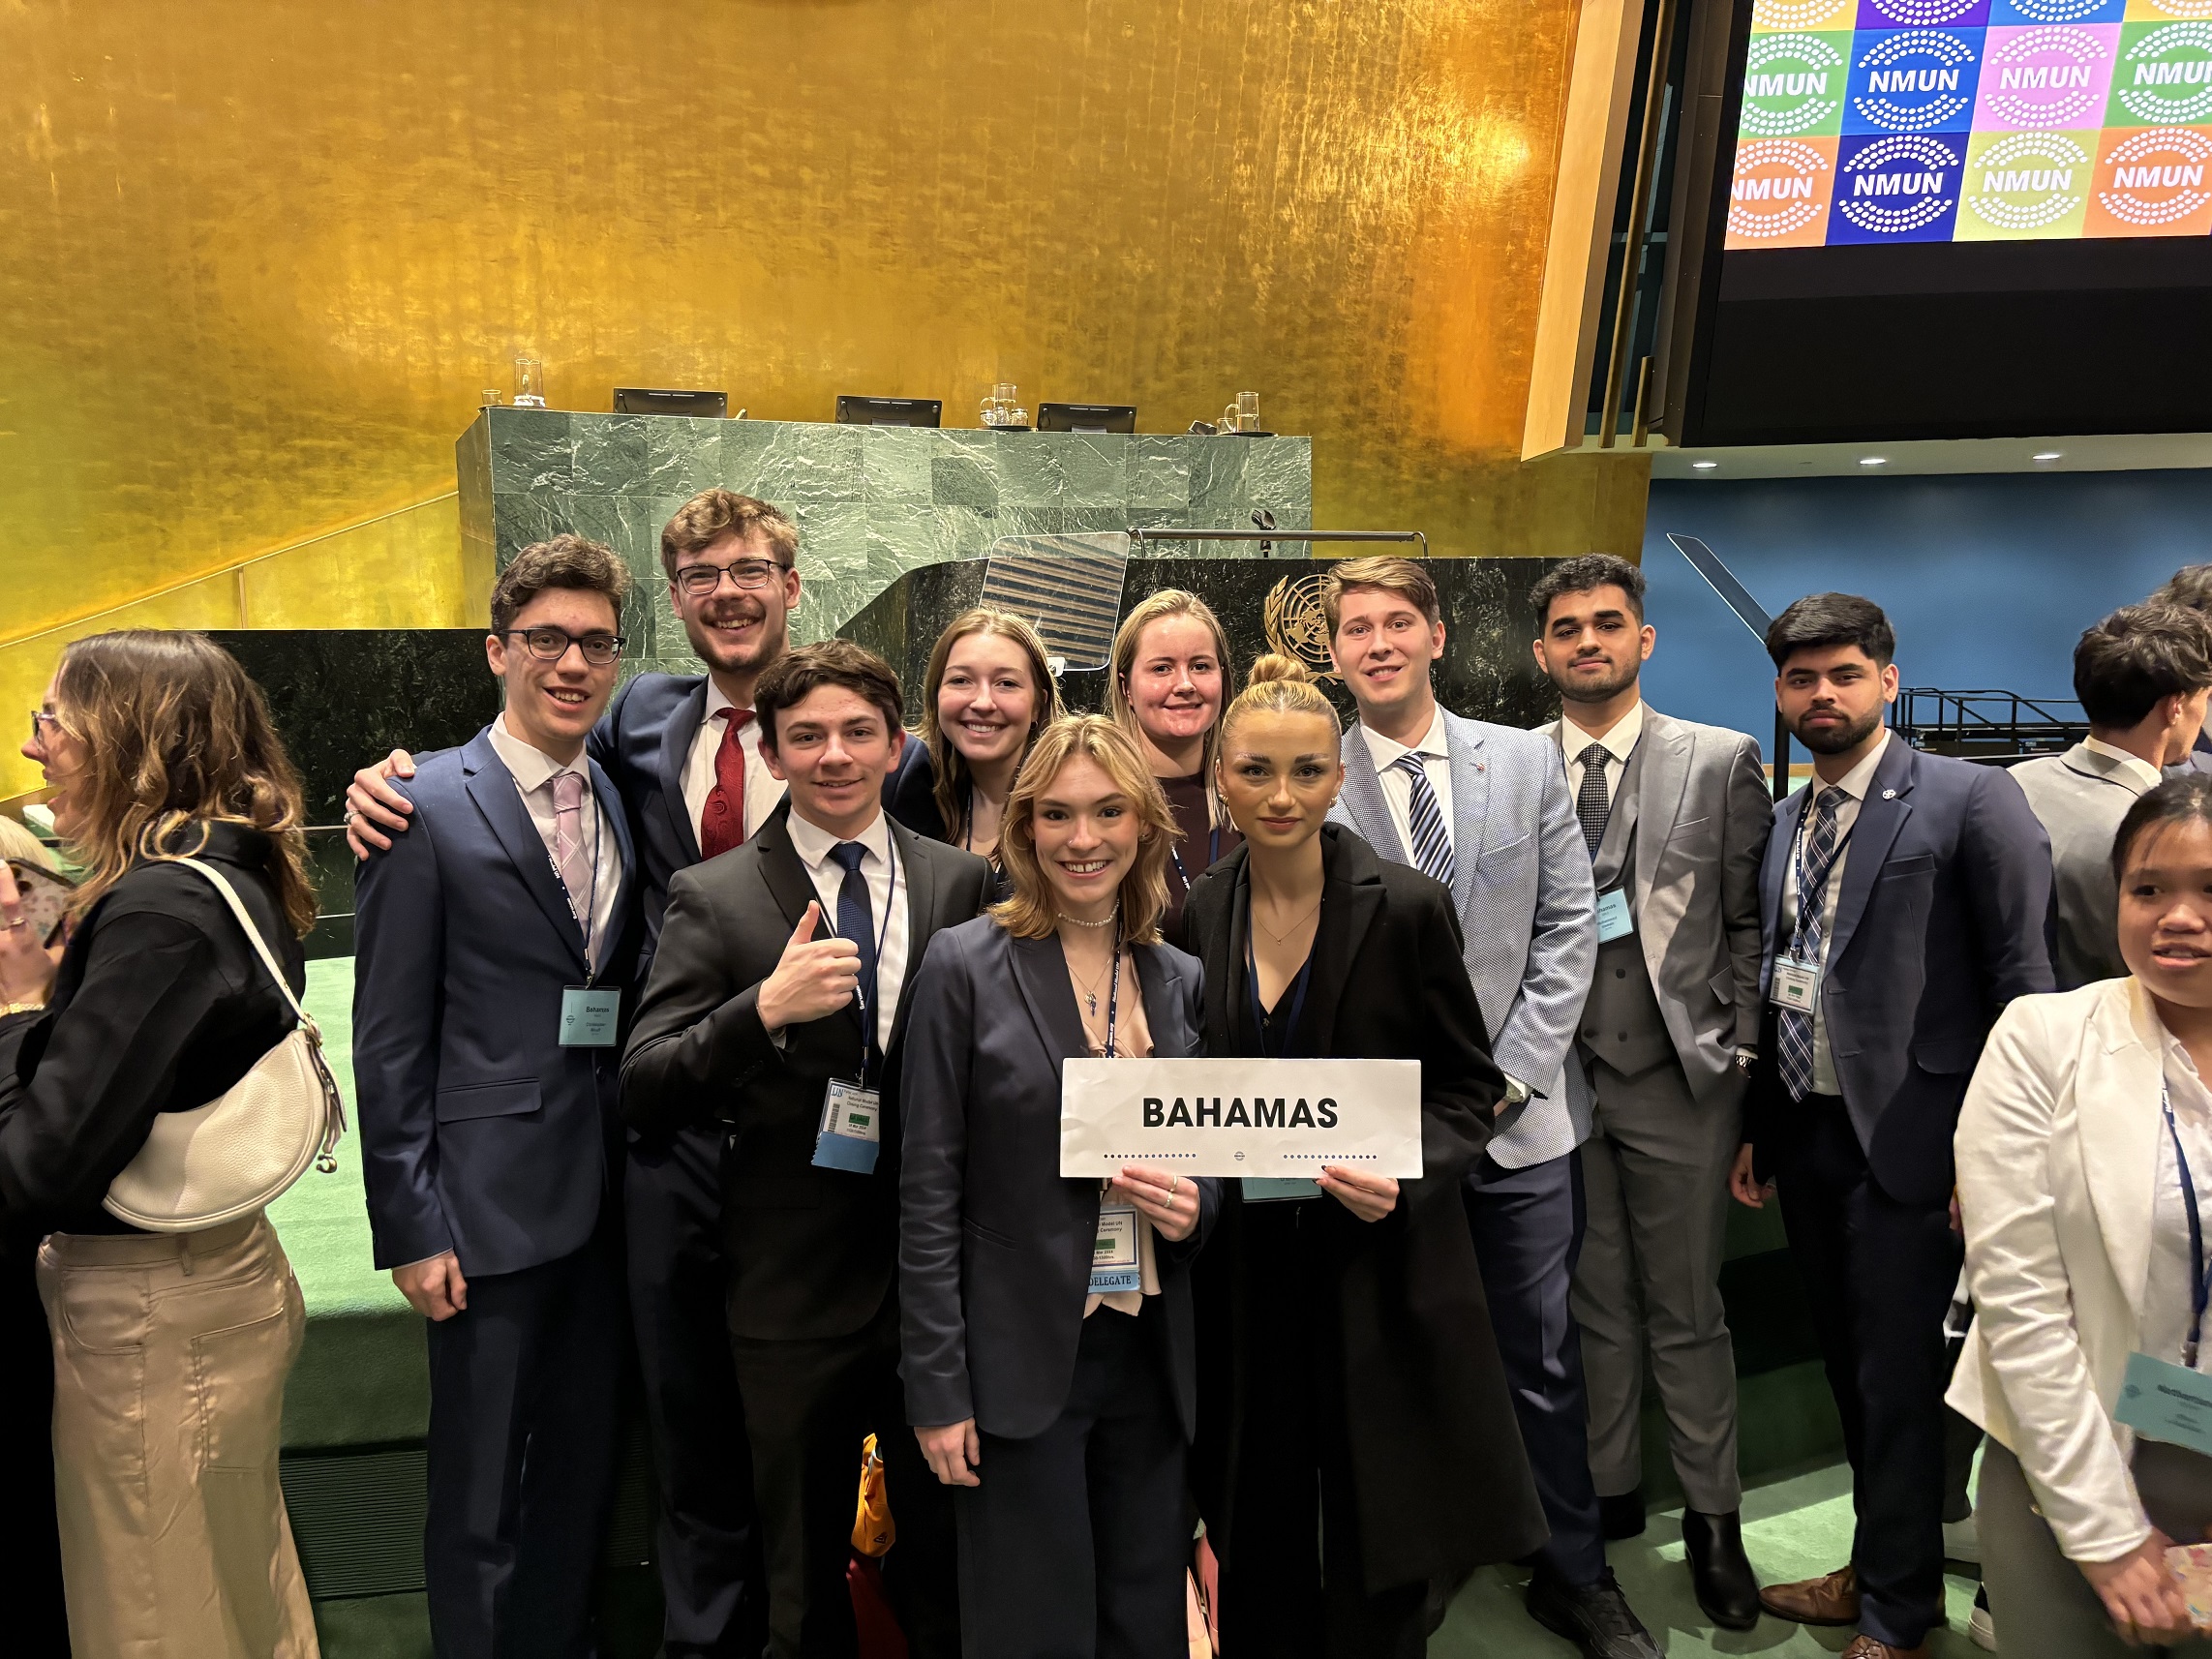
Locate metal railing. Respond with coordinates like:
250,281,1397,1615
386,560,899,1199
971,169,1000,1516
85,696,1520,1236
1126,528,1430,558
1891,688,2087,760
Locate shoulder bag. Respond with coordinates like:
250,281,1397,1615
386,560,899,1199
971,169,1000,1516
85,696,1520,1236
103,856,346,1232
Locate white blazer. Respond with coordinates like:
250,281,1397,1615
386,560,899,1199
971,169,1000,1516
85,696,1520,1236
1948,977,2172,1563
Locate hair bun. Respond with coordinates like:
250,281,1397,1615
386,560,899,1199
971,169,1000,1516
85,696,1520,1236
1245,652,1313,687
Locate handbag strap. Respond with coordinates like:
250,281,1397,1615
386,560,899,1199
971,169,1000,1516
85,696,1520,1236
162,856,311,1027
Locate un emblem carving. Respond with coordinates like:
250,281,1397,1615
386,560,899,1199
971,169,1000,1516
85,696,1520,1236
1262,575,1340,681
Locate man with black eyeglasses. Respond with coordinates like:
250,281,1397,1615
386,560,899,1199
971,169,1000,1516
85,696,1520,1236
348,491,805,1659
354,535,645,1657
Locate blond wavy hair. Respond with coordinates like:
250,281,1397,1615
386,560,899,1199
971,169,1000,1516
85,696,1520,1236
989,715,1178,945
47,630,317,936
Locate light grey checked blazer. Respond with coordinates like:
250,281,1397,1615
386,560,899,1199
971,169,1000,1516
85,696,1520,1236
1332,710,1598,1167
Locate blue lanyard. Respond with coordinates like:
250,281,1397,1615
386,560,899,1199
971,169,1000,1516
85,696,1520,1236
2162,1082,2209,1369
832,836,900,1083
1170,824,1224,890
1243,914,1314,1061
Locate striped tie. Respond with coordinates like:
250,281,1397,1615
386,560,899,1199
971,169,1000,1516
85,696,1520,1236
1776,786,1848,1102
1391,752,1457,890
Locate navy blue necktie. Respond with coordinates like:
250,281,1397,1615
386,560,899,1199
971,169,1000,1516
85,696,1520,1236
830,842,878,1057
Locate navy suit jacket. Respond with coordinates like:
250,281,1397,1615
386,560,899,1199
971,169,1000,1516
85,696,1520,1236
352,725,641,1278
590,670,711,980
1750,737,2053,1204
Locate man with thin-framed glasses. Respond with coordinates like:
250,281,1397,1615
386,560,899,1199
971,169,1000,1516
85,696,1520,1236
345,490,814,1659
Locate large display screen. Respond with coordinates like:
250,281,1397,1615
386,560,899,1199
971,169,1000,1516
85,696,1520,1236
1724,0,2212,250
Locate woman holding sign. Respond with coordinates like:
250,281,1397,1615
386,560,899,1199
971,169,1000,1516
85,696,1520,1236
899,713,1219,1659
1950,776,2212,1657
1180,656,1545,1654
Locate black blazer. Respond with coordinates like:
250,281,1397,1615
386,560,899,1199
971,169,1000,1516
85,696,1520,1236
898,917,1218,1441
0,824,304,1236
1748,737,2055,1202
621,801,994,1342
588,669,710,981
1179,825,1548,1590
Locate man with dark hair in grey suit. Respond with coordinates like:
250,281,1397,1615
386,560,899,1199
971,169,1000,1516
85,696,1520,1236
2150,565,2212,775
2015,603,2212,987
1530,554,1772,1632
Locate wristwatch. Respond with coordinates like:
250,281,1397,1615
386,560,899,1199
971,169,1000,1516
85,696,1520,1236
1733,1046,1758,1074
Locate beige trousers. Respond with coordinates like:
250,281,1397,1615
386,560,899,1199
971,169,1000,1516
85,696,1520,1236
38,1213,319,1659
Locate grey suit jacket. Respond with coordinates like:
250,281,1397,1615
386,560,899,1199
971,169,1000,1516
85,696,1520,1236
1331,709,1598,1166
1539,708,1772,1115
2013,742,2153,990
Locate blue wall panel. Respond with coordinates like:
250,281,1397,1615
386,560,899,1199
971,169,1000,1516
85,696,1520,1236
1635,469,2212,757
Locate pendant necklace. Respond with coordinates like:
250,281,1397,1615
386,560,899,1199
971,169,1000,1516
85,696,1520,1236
1062,907,1120,1018
1071,949,1116,1017
1252,895,1323,943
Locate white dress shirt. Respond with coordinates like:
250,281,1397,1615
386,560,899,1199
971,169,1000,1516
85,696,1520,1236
784,806,909,1058
1778,729,1891,1097
1361,706,1455,862
2152,1021,2212,1375
681,679,787,849
2082,734,2167,794
487,714,624,970
1561,700,1645,810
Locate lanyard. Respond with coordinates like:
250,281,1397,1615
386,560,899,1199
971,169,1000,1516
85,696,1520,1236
544,777,605,983
2163,1081,2210,1369
1169,824,1224,890
1243,914,1315,1061
832,835,901,1083
1786,796,1855,959
1084,920,1125,1059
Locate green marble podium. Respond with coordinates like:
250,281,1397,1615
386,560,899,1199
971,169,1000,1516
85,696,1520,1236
458,409,1313,672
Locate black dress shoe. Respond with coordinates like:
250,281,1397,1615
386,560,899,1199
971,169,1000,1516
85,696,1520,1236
1598,1488,1648,1541
1526,1568,1664,1659
1682,1508,1761,1631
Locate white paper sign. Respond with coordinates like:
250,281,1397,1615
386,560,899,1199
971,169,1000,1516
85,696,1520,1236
1058,1057,1423,1179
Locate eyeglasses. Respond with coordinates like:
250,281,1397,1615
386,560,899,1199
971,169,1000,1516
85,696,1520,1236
28,709,70,746
500,627,625,666
673,558,790,598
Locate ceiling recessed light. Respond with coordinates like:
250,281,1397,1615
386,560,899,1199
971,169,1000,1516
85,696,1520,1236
1859,456,1888,467
2032,451,2062,463
1691,460,1718,470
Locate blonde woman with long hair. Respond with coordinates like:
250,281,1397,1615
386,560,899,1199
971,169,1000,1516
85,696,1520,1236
1106,588,1243,934
899,714,1217,1658
0,629,319,1659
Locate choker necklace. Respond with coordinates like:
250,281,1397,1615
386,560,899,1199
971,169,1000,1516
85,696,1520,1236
1058,909,1118,929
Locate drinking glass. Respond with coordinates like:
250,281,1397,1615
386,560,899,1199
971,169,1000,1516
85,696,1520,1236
513,357,547,408
1236,391,1260,432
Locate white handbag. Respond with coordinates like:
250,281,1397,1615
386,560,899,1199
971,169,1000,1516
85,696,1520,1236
102,856,346,1233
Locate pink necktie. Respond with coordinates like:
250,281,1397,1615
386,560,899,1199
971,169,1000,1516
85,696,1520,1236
552,771,594,960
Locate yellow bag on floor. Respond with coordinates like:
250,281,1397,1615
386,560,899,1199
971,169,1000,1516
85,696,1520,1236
853,1433,895,1557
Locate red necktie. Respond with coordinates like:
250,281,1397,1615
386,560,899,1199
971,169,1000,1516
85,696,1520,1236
700,708,753,860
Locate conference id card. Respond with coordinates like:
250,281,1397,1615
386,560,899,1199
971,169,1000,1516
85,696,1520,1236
812,1079,882,1174
1242,1177,1322,1202
559,985,621,1047
1770,958,1820,1013
1090,1204,1143,1295
2115,1350,2212,1459
1594,888,1635,944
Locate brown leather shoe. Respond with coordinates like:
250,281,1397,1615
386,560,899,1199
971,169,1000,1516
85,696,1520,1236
1757,1565,1860,1625
1840,1637,1928,1658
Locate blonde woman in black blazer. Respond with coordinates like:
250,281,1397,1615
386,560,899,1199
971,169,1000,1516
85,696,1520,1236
900,714,1220,1659
1179,656,1545,1656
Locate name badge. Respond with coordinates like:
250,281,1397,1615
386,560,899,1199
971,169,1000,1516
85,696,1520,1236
1242,1176,1322,1202
560,985,621,1047
2116,1350,2212,1459
812,1079,883,1174
1595,888,1635,944
1771,957,1820,1012
1090,1204,1143,1295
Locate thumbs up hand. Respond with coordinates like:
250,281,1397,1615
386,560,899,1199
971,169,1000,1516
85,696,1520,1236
758,901,864,1034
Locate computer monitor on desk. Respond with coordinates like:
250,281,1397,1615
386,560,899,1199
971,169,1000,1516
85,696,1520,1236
835,396,942,427
1037,403,1136,435
613,388,728,417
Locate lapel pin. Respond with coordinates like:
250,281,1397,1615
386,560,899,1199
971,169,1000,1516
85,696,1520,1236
1881,789,1896,799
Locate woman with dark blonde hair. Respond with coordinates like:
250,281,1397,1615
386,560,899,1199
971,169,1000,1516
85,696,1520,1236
0,629,321,1659
886,606,1064,863
899,714,1218,1658
1181,654,1543,1656
1106,588,1242,933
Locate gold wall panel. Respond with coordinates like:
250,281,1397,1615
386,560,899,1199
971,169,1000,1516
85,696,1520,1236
1,0,1649,799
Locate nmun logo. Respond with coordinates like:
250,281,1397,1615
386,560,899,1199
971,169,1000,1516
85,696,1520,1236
1836,134,1962,235
1982,27,2111,128
1742,35,1849,134
1853,31,1980,131
1967,131,2090,229
2144,0,2212,18
1864,0,1985,23
2099,128,2212,227
1728,139,1834,240
2116,23,2212,125
2001,0,2117,18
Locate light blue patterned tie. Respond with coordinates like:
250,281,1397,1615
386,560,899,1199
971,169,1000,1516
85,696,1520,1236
1391,752,1457,890
1776,786,1848,1101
